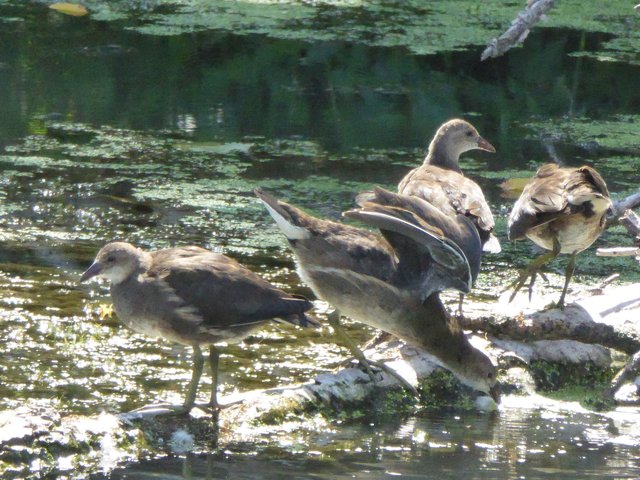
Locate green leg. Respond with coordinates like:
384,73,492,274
327,310,375,378
328,310,418,397
184,345,204,411
507,238,561,303
558,251,577,309
457,293,465,318
527,271,538,302
208,346,220,408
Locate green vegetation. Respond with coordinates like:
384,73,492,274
529,360,617,410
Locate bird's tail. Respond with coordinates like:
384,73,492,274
254,187,311,240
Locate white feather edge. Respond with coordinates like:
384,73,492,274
260,199,311,240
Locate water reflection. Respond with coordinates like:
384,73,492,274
98,403,640,479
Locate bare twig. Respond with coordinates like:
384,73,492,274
481,0,556,61
605,349,640,400
601,209,640,259
608,193,640,223
596,247,639,258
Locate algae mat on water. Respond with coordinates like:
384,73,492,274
50,1,640,58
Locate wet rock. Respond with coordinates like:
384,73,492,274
614,379,640,405
0,406,218,478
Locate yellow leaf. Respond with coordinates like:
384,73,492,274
99,303,114,320
49,3,88,17
500,177,530,199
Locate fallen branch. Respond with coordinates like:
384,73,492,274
599,209,640,260
596,247,639,258
461,284,640,354
605,349,640,400
481,0,556,61
608,195,640,226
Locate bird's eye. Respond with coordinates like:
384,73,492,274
487,372,494,379
465,131,474,138
106,255,116,263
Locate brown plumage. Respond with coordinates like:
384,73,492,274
80,241,316,411
348,186,482,295
507,164,611,306
255,188,497,400
399,119,501,254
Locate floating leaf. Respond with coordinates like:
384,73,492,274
49,3,88,17
98,303,114,320
500,177,530,199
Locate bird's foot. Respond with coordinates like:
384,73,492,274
200,398,245,412
503,267,538,303
504,246,560,303
364,360,419,398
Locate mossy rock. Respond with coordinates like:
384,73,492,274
418,369,477,411
528,360,616,410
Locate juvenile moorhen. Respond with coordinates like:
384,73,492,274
80,242,316,412
507,164,611,307
399,118,500,254
255,188,498,400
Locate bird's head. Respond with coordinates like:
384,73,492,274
451,345,500,405
427,119,496,169
80,242,149,285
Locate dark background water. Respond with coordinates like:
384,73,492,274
0,1,639,478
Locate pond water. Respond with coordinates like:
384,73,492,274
1,1,640,478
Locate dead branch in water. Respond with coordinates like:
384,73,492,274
608,197,640,227
481,0,556,61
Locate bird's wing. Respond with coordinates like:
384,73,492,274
566,166,611,210
148,249,314,331
507,164,572,240
399,166,496,233
345,187,482,296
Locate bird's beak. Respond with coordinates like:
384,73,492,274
80,262,102,283
477,136,496,153
489,384,501,404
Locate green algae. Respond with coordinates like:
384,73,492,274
529,359,617,411
524,115,640,155
48,0,640,64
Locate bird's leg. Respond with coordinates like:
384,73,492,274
327,310,375,378
557,251,577,309
360,330,393,351
507,238,560,302
457,293,465,318
328,310,418,397
208,345,220,408
184,345,204,412
527,271,538,301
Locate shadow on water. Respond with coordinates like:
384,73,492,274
0,1,639,478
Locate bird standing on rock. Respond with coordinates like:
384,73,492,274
507,164,612,307
80,241,317,413
255,188,498,401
